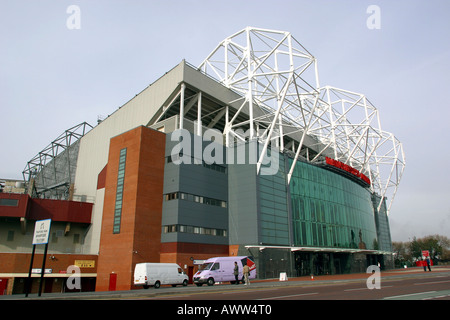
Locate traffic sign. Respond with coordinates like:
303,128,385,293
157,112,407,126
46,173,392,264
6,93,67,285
32,219,51,245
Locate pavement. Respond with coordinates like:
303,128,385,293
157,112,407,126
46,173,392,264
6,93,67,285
2,265,449,300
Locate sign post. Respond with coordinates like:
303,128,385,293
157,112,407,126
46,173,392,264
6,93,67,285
25,219,51,297
25,245,36,297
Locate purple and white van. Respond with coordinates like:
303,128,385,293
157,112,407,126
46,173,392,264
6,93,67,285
193,256,256,286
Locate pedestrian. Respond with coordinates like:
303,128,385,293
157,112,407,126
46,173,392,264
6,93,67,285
234,262,239,284
426,257,432,272
422,258,427,272
243,263,250,286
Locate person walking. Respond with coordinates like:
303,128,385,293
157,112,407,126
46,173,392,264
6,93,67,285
426,257,432,272
233,262,239,284
243,263,250,286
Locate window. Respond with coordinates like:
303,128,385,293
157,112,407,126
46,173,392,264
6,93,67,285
163,191,227,208
163,224,227,237
0,199,19,206
194,227,202,234
211,263,220,271
203,162,227,173
113,148,127,234
164,192,178,201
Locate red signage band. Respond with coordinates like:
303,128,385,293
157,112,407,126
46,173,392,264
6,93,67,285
325,157,371,186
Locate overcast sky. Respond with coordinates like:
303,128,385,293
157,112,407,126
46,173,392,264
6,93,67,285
1,0,449,242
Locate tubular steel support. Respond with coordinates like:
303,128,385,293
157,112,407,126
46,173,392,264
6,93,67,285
199,27,405,214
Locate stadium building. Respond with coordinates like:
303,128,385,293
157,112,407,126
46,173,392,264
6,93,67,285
0,27,405,294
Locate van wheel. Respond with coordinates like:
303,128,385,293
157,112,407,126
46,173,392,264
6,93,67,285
154,281,161,289
207,278,215,286
182,279,188,286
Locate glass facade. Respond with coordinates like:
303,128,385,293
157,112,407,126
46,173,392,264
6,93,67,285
373,195,392,252
253,154,387,277
289,159,377,250
256,153,378,250
259,156,289,245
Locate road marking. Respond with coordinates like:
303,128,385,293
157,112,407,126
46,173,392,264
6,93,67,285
344,285,393,292
221,288,280,294
420,289,450,300
257,292,318,300
414,280,450,286
344,288,368,292
383,291,436,300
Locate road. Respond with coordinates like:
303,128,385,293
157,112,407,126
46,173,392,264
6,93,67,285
132,272,450,301
5,268,448,319
3,267,449,301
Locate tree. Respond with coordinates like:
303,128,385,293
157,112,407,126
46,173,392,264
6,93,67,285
408,235,449,262
393,234,450,266
432,234,450,261
392,241,411,267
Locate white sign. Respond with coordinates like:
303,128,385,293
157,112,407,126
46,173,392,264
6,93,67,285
32,268,52,274
279,272,288,281
32,219,51,245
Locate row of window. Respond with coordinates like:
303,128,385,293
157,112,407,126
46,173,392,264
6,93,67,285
167,154,227,174
164,192,227,208
163,224,227,237
5,230,81,244
113,148,127,234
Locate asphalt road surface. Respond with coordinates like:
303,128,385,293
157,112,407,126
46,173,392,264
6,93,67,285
3,266,449,301
132,272,450,301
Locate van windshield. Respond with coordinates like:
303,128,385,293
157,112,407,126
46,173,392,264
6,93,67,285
199,262,214,271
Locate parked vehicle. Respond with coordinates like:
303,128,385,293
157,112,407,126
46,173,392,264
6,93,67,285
193,256,256,286
134,263,189,289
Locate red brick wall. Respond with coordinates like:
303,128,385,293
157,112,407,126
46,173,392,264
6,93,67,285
95,126,166,291
160,242,230,273
97,165,107,190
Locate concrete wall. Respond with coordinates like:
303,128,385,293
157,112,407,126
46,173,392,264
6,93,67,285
0,220,90,254
228,161,259,246
162,131,228,246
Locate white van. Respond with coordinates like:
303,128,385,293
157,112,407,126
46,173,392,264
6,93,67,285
134,263,189,289
193,256,256,286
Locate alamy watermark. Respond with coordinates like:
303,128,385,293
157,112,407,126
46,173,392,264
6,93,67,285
366,265,381,289
170,128,280,175
66,265,81,290
366,5,381,30
66,5,81,30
